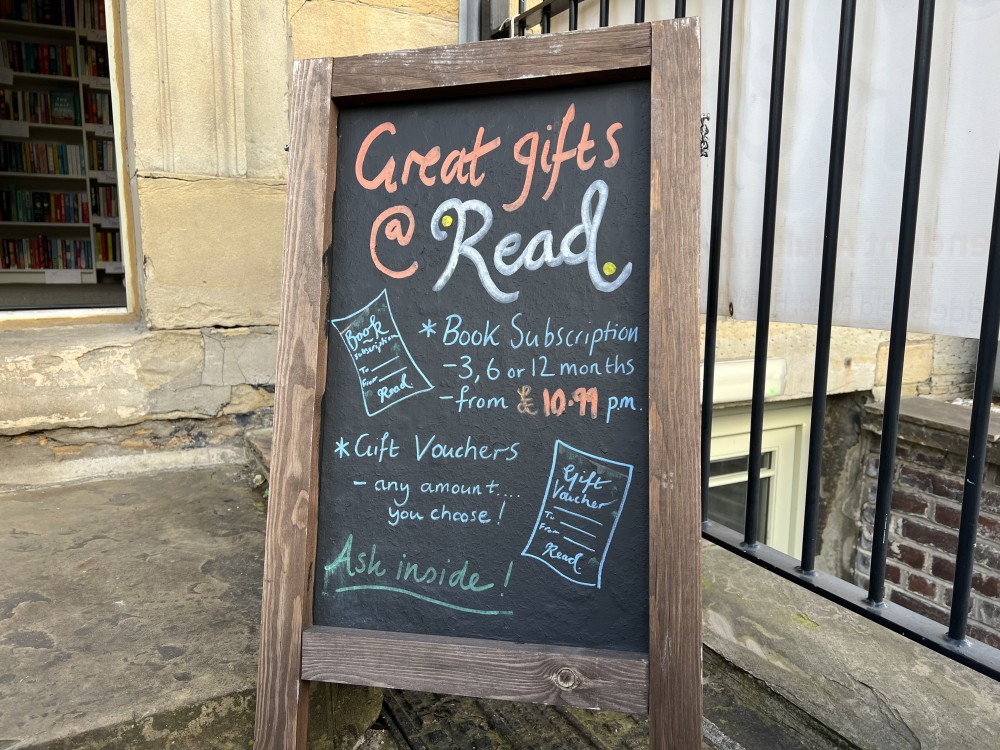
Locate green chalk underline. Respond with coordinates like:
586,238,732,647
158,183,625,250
334,585,513,616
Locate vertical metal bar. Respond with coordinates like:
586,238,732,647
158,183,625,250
800,0,857,573
948,159,1000,642
744,0,791,548
482,0,508,40
675,0,686,18
518,0,526,11
635,0,645,23
541,3,550,33
517,0,526,37
462,0,481,42
868,0,936,605
569,0,579,30
701,0,735,524
600,0,609,27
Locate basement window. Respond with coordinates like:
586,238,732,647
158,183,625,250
707,402,811,557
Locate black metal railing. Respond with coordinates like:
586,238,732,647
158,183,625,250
800,0,856,577
484,0,1000,681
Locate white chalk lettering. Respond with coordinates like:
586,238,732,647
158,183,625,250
431,180,630,303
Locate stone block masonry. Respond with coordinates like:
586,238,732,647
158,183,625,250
857,397,1000,648
0,325,276,436
0,324,281,489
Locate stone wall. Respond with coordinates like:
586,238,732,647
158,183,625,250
709,321,977,403
813,392,870,579
120,0,291,330
121,0,460,331
289,0,459,59
0,0,462,443
0,1,981,451
0,326,275,436
856,397,1000,649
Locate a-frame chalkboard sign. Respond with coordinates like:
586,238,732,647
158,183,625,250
256,20,701,750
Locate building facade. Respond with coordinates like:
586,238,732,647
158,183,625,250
0,0,983,586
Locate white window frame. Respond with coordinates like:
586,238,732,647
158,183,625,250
708,401,811,557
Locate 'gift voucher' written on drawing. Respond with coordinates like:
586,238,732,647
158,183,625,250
315,81,652,652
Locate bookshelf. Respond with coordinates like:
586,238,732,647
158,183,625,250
0,0,121,285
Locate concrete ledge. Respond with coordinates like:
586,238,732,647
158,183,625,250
14,690,258,750
0,416,267,492
865,396,1000,455
703,543,1000,749
0,467,261,747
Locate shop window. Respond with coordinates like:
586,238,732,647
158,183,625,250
0,0,132,319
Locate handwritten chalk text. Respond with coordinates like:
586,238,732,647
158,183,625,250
431,180,631,303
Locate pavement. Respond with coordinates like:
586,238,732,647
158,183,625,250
0,459,814,749
0,466,264,749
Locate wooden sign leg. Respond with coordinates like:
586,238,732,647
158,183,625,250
255,57,337,750
648,19,703,750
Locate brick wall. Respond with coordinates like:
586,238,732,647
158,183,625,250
856,398,1000,649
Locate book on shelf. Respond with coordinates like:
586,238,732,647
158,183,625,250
0,40,76,77
0,1,119,285
0,88,80,125
89,182,116,217
49,90,76,124
82,43,107,77
78,0,105,31
84,90,110,125
36,0,74,27
88,137,113,170
31,190,48,221
0,140,86,175
0,235,91,270
0,0,76,28
95,227,118,263
0,187,87,222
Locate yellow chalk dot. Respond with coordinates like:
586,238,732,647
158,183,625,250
441,215,453,228
603,261,617,277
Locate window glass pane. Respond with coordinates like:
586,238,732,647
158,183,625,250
707,451,774,541
707,476,771,540
2,281,126,310
0,12,127,313
709,454,748,477
709,451,772,478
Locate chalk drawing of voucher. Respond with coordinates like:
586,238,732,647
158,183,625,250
330,289,433,416
521,440,634,588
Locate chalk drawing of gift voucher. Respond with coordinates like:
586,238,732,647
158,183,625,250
330,289,434,416
522,439,634,588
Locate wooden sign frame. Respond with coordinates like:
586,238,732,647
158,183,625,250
256,20,701,750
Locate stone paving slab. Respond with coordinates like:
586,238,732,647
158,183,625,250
384,690,651,749
379,678,804,750
0,466,264,749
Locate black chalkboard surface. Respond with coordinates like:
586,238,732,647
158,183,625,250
314,80,652,652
